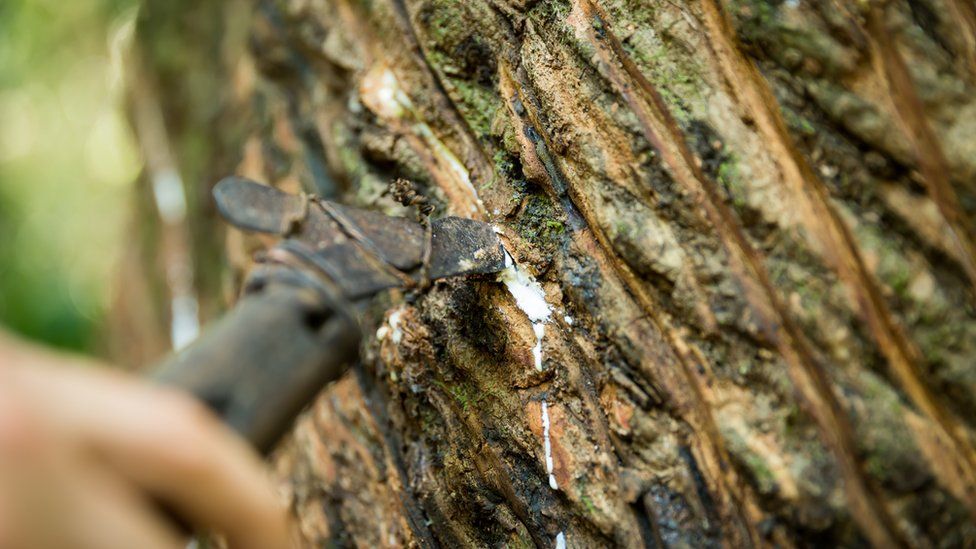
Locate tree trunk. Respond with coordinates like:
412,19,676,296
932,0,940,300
122,0,976,546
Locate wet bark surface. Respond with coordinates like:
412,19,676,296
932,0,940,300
127,0,976,546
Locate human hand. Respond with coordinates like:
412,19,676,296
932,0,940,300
0,331,294,549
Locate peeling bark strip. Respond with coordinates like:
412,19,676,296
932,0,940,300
131,0,976,546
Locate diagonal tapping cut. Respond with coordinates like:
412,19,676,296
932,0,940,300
698,0,976,524
499,54,764,548
864,3,976,293
573,0,908,545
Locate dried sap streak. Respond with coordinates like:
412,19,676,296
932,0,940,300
496,250,551,370
495,249,568,546
496,249,560,491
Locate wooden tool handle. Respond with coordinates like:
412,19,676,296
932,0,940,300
151,281,361,454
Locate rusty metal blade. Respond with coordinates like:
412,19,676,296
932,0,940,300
428,217,506,278
214,177,506,297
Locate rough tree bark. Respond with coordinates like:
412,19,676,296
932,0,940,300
118,0,976,546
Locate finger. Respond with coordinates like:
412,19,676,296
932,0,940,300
0,376,51,549
62,458,187,549
0,381,183,549
15,362,292,549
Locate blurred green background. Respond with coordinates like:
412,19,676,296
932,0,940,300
0,0,142,353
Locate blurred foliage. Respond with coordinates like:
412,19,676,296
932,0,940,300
0,0,142,352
